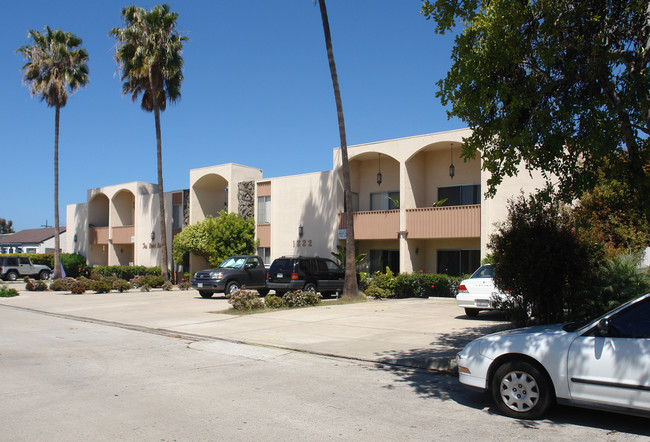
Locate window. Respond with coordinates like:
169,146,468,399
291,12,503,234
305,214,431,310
172,204,183,229
257,247,270,265
370,191,399,211
257,196,271,224
437,250,480,276
25,248,37,254
369,249,399,274
609,299,650,338
438,184,480,206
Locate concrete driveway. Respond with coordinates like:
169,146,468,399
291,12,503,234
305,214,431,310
0,286,510,372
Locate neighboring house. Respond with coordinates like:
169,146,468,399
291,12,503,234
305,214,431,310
67,129,548,274
0,227,67,254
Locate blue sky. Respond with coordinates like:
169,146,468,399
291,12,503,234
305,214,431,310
3,0,462,231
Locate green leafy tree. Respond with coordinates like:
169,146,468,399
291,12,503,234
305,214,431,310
110,4,188,281
421,0,650,224
17,27,89,279
317,0,359,298
489,192,600,326
0,218,14,234
571,172,650,259
173,211,257,268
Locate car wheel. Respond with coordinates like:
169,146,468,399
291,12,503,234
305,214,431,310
257,289,269,296
199,290,213,299
39,270,50,280
6,271,18,282
303,282,317,293
226,281,241,295
465,308,480,318
491,360,554,419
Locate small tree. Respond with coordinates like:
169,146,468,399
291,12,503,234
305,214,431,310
0,219,14,234
489,192,599,325
173,211,257,267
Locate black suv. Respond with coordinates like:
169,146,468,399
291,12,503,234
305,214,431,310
192,255,268,298
266,256,345,296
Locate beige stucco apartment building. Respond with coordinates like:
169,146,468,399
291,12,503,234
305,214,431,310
66,129,547,276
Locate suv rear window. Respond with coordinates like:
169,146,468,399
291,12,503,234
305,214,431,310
270,259,293,274
1,257,19,266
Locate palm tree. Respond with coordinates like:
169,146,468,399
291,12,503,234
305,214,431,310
17,27,89,280
110,4,188,282
317,0,359,297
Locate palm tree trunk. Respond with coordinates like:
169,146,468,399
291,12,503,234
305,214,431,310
151,80,170,282
53,105,62,280
318,0,359,298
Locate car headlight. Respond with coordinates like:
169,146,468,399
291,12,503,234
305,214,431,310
209,272,224,279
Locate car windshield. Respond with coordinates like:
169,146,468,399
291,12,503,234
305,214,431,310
470,265,494,279
219,257,245,269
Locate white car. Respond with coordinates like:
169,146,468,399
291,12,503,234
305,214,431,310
456,264,507,317
456,293,650,419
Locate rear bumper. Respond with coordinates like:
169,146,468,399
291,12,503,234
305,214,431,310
266,281,304,292
456,293,495,310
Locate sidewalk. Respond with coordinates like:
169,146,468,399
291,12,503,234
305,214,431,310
0,287,510,372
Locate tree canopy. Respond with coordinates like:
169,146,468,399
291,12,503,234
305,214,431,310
0,218,14,234
421,0,650,223
172,212,257,268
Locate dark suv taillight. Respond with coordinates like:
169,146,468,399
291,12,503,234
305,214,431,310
291,272,298,280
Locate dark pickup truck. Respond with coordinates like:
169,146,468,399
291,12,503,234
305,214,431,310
192,255,268,298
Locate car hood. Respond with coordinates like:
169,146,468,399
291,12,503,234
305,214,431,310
475,323,575,359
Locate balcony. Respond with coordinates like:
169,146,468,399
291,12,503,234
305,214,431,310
111,225,135,244
338,210,400,240
406,204,480,239
89,226,109,245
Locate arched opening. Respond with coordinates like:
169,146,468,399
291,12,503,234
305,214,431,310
192,173,229,222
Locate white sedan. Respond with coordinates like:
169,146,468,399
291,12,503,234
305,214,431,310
456,264,507,317
456,293,650,419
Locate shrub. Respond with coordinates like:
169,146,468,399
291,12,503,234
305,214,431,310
490,192,601,325
178,281,192,290
162,281,173,291
112,279,132,293
75,277,92,291
60,253,87,278
70,281,86,294
49,277,77,291
371,267,397,291
264,294,283,309
90,280,112,294
393,272,458,298
25,278,48,291
0,285,19,297
364,285,391,299
227,289,264,310
282,290,321,308
140,284,151,292
93,265,161,280
130,275,165,289
358,272,370,291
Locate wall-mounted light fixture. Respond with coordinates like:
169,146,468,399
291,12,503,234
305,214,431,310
449,143,455,179
299,225,304,237
73,234,78,243
151,231,155,241
377,153,382,185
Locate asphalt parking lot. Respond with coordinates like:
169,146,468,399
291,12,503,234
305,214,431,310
0,285,510,372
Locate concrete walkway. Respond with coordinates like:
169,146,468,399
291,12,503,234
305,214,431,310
0,286,510,372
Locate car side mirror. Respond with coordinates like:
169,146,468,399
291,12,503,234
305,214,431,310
597,318,610,337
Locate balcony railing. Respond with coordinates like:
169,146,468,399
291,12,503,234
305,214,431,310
111,225,135,244
338,210,400,240
406,204,480,239
89,226,109,245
